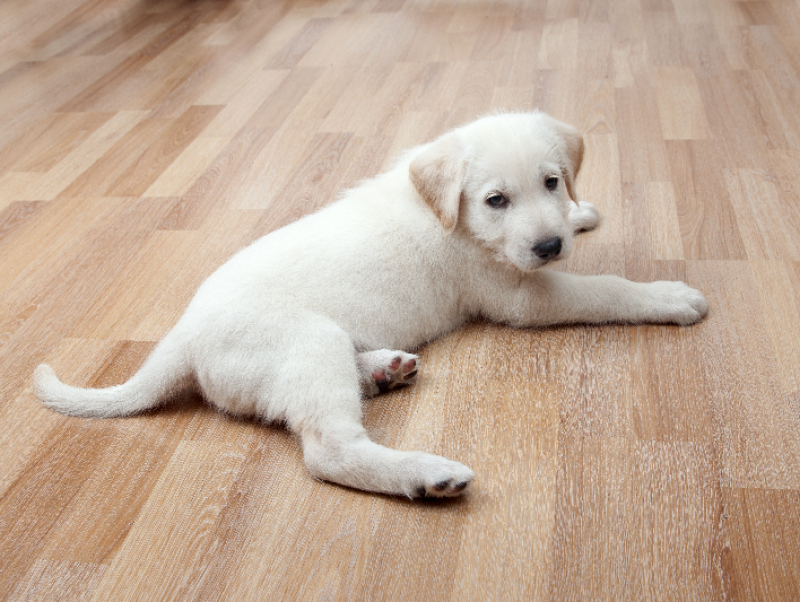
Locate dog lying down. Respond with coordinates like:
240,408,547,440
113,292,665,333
35,112,708,499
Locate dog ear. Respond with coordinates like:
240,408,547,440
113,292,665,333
409,134,465,234
544,116,584,204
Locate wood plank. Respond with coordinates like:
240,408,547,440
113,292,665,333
580,134,623,245
653,66,711,140
0,416,120,595
615,85,671,182
622,182,686,261
450,381,558,600
666,140,747,260
9,559,106,602
725,168,800,261
86,438,253,602
107,105,221,197
157,126,278,230
538,18,579,70
550,437,721,601
0,111,113,175
1,110,149,202
692,260,800,489
750,260,800,393
722,487,800,601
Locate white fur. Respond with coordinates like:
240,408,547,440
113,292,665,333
34,113,708,498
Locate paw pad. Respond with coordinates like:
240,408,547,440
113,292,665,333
416,475,474,498
371,354,418,392
358,350,420,397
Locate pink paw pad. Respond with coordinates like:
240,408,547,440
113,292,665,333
374,355,418,392
358,350,420,396
372,369,389,384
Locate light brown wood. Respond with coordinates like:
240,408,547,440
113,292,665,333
1,0,799,600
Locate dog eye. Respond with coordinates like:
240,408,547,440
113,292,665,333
545,176,559,191
486,193,508,208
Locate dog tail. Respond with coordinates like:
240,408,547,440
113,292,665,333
34,335,191,419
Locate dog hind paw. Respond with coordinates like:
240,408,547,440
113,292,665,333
408,455,475,498
358,349,419,397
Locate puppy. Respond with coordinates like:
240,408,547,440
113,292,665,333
35,113,708,498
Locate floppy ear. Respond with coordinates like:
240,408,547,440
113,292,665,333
409,134,465,234
544,116,584,204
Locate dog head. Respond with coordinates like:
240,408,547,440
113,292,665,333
409,112,583,272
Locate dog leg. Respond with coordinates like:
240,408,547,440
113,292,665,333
356,350,419,397
481,270,708,327
269,319,472,497
569,200,600,232
300,419,474,498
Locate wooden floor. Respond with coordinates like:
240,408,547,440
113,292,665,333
1,0,799,599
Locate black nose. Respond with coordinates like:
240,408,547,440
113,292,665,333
532,236,562,260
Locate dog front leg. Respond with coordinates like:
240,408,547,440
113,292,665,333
568,200,601,232
484,270,708,328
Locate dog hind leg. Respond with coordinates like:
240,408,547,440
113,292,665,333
268,319,473,497
301,420,474,498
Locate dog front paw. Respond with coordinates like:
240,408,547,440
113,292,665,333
569,200,600,232
648,281,709,325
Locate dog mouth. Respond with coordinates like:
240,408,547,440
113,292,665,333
528,255,562,271
502,253,559,273
510,245,570,272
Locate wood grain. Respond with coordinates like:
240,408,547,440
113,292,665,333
2,0,800,600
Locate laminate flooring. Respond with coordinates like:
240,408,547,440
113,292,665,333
1,0,799,600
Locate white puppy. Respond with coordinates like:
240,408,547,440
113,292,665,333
35,113,708,498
